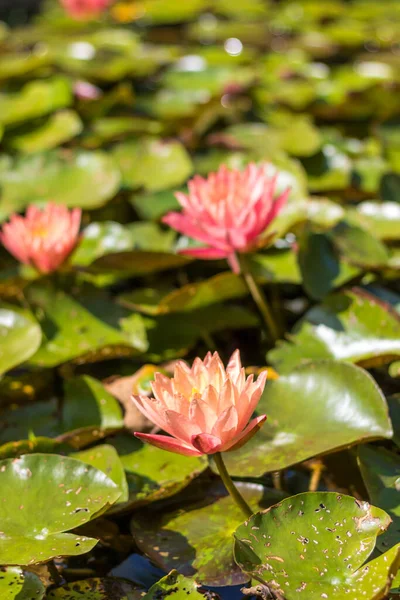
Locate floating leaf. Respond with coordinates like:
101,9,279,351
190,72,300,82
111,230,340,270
113,137,192,192
234,492,398,600
6,110,83,154
358,445,400,552
297,231,340,300
346,201,400,241
131,482,285,585
269,289,400,372
0,150,121,221
109,434,207,511
145,570,212,600
27,284,146,367
89,251,192,276
329,221,389,268
0,77,72,127
0,453,120,565
71,445,129,504
0,566,45,599
47,577,143,599
220,361,392,477
0,303,42,376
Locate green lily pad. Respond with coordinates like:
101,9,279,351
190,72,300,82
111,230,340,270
89,251,192,276
0,48,51,81
269,289,400,372
302,145,352,192
71,445,129,504
112,137,192,192
234,492,399,600
27,283,146,367
0,77,72,127
109,434,207,511
72,222,135,268
130,188,180,220
47,577,143,600
297,231,340,300
61,376,124,443
388,396,400,449
131,482,286,585
0,149,121,221
0,453,120,565
220,360,392,477
0,566,45,599
358,445,400,552
6,110,83,154
329,221,389,268
0,437,62,460
145,571,212,600
346,202,400,241
0,303,42,376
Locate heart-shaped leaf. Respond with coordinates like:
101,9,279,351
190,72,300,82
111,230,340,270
269,289,400,372
329,221,389,268
47,577,143,599
220,360,392,477
131,482,286,586
297,231,340,300
358,445,400,552
0,453,121,565
234,492,399,600
0,566,45,599
0,303,42,375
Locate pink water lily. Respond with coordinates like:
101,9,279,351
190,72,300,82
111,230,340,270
163,163,290,274
133,350,267,456
0,203,81,274
61,0,111,19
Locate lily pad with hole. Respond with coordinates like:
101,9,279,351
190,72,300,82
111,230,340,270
145,570,215,600
0,453,121,565
0,566,45,599
47,577,143,599
131,481,286,586
234,492,399,600
219,360,392,477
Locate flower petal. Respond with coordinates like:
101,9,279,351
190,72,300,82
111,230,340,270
191,433,222,454
222,414,267,452
134,433,201,456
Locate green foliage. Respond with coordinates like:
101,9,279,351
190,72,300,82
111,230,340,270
0,0,399,594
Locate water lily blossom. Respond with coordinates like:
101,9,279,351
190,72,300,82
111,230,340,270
133,350,267,456
61,0,111,19
163,163,290,274
0,203,81,274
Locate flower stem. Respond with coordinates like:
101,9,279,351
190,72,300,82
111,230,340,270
238,254,280,344
214,452,253,518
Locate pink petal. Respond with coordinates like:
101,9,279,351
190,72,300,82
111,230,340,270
226,349,242,383
212,405,238,444
191,433,222,454
222,414,267,452
163,212,230,251
134,433,201,456
164,410,201,443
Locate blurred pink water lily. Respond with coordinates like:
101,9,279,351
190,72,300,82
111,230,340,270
0,203,81,274
163,163,290,274
133,350,267,456
61,0,111,19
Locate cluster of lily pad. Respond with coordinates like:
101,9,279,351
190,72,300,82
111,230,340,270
0,0,399,598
